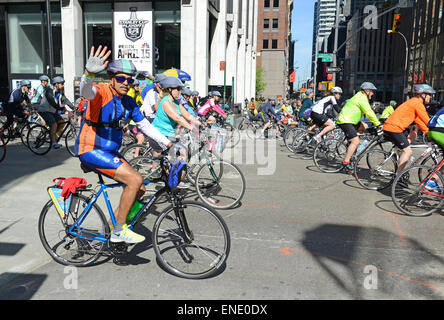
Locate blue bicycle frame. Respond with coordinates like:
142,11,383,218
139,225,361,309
67,179,164,243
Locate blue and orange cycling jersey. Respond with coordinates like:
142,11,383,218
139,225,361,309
75,83,145,156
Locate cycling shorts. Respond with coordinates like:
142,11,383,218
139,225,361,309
338,122,362,140
79,149,129,179
310,111,329,127
383,129,410,150
39,112,63,126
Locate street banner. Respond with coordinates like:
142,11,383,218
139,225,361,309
289,71,295,83
114,2,153,74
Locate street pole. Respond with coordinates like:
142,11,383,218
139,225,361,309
387,30,408,101
332,0,341,87
45,0,54,79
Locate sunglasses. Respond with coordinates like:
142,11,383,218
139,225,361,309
114,76,134,84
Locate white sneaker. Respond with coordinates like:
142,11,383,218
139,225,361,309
110,224,145,244
314,135,322,143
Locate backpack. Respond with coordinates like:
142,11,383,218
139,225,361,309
168,160,188,188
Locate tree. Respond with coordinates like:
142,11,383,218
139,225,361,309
256,67,267,97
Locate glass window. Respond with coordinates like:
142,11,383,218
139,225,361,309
45,3,63,75
272,18,278,29
8,4,44,74
263,39,269,49
83,3,113,70
273,0,279,8
154,2,181,72
264,0,270,8
263,18,269,30
272,39,278,49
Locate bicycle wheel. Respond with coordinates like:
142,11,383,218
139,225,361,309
20,123,31,147
284,127,305,153
224,123,240,148
64,125,78,157
354,148,397,190
195,159,246,209
128,156,161,180
313,137,347,173
391,165,444,216
0,135,6,163
121,144,153,161
27,124,51,155
152,200,230,279
38,194,109,266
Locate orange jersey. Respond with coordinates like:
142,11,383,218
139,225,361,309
383,97,429,133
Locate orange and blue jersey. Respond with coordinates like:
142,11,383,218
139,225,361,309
75,83,145,178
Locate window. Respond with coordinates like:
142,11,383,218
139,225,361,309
263,39,269,49
273,0,279,8
272,18,278,29
84,3,113,71
263,18,269,30
272,39,278,49
264,0,270,8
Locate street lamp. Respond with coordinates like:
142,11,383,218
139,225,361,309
387,29,408,101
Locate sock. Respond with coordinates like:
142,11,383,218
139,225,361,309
113,222,125,233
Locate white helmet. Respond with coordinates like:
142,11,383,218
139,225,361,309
331,87,343,94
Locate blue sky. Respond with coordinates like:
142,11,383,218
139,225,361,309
291,0,316,86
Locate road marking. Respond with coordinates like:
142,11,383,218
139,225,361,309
279,247,438,290
392,216,407,242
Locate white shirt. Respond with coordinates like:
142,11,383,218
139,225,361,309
141,88,160,119
311,96,337,115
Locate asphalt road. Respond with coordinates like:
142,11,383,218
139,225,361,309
0,134,444,301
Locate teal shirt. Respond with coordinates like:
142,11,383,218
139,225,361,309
152,96,182,138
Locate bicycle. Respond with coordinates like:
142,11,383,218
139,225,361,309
391,145,444,217
38,149,230,279
26,112,77,156
354,139,442,191
312,126,381,173
0,106,44,147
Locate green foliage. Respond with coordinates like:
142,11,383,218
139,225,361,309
256,67,267,97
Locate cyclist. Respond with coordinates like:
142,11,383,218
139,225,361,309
127,79,143,107
198,90,227,124
380,100,397,120
336,82,381,171
383,84,433,174
259,97,279,137
181,87,198,117
76,45,174,244
309,86,342,143
0,80,31,133
426,99,444,190
140,74,167,123
149,75,201,156
31,75,51,108
298,89,314,120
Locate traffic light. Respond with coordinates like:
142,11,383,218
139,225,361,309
392,13,402,33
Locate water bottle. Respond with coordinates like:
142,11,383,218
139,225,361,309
126,200,144,223
357,140,368,153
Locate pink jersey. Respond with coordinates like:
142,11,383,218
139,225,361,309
198,98,227,117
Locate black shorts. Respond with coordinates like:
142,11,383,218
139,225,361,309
39,112,63,126
338,123,362,140
310,111,329,127
384,130,410,150
146,136,177,153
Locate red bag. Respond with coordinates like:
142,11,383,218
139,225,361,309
52,177,87,199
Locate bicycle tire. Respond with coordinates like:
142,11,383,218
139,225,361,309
64,125,77,157
354,148,397,190
152,200,230,279
27,124,52,155
195,159,246,209
391,165,444,217
0,135,6,163
20,123,31,147
284,127,305,153
38,194,110,266
121,143,153,161
313,137,347,173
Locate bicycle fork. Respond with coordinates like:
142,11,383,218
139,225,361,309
172,196,194,244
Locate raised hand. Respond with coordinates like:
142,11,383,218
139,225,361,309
85,45,112,75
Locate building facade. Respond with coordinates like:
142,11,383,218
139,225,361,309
409,0,444,101
256,0,292,99
0,0,257,106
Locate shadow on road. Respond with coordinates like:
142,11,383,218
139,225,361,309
302,224,444,299
0,142,73,189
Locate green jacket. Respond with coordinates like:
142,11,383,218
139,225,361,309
337,91,380,126
380,105,394,119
